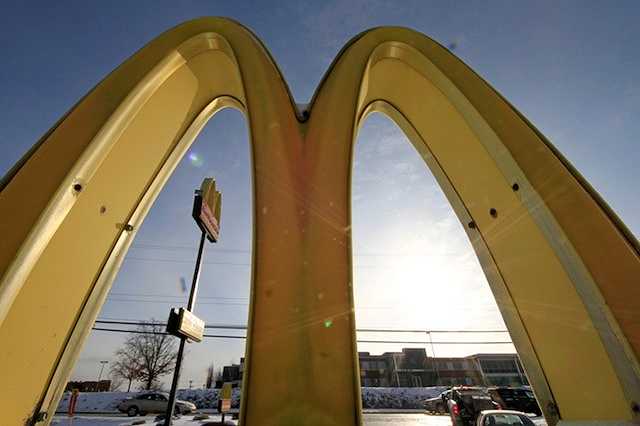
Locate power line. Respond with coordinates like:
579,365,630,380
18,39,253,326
104,292,500,313
131,242,462,258
132,243,250,254
104,298,400,310
356,339,513,345
94,319,509,334
356,328,509,334
109,292,247,301
125,257,251,267
96,319,247,330
123,255,458,270
106,298,248,306
92,327,246,339
91,327,513,345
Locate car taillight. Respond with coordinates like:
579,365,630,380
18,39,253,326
451,403,460,416
496,403,502,410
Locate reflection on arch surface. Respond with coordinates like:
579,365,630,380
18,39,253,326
0,17,639,425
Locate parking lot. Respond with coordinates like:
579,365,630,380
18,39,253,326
53,413,450,425
53,413,547,426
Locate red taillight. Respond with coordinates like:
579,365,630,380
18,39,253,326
451,403,460,416
496,403,502,410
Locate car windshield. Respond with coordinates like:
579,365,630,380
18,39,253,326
484,414,534,426
459,390,487,397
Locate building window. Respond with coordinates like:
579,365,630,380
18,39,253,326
481,359,518,374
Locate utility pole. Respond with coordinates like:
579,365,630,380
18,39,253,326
97,360,108,391
427,331,441,386
392,354,401,387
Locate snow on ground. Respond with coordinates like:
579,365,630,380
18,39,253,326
56,387,446,413
362,387,447,409
56,389,241,413
52,414,236,426
57,391,134,413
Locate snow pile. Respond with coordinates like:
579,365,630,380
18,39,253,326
362,386,447,409
52,414,235,426
57,391,133,413
56,387,446,412
175,388,242,409
55,389,242,413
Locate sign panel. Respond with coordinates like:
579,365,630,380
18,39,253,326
219,383,233,413
166,308,205,342
221,382,233,400
192,178,222,242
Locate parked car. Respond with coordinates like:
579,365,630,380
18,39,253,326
117,392,197,416
424,389,451,414
447,386,500,426
476,410,537,426
487,387,542,416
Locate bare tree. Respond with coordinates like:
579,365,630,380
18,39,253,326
110,349,141,392
108,373,125,392
115,321,178,391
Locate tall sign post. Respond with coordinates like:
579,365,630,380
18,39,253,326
163,178,221,425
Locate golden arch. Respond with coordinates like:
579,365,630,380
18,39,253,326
0,17,639,425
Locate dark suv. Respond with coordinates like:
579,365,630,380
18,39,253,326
487,387,542,416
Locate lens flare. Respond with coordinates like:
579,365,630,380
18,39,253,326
188,151,204,167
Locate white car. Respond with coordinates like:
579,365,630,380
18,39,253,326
117,392,197,416
476,410,539,426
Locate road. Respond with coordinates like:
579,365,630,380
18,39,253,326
53,413,453,425
53,413,544,425
364,413,451,425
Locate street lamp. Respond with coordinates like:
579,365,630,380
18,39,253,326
97,360,109,392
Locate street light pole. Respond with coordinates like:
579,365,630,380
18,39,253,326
97,360,108,391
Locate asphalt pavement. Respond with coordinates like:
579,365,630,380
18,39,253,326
364,413,452,424
53,413,545,425
53,413,453,425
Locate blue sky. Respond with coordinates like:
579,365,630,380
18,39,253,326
1,1,638,389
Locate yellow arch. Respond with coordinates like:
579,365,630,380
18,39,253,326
0,17,638,425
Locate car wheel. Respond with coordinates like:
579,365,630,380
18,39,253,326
436,403,445,414
127,406,139,417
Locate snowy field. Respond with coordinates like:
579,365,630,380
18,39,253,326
52,414,236,426
56,387,448,413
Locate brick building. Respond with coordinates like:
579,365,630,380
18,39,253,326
65,380,111,392
358,348,526,387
